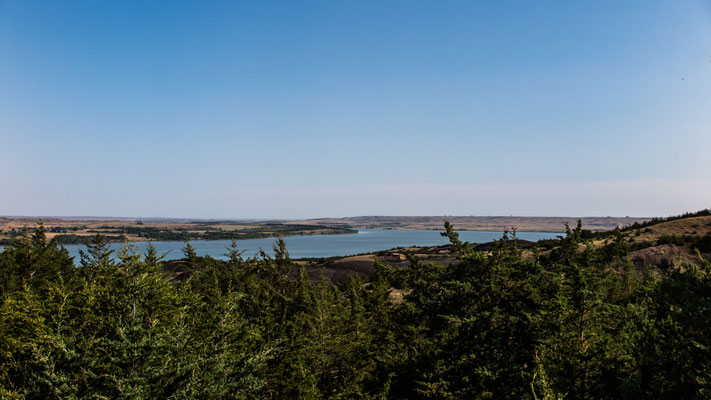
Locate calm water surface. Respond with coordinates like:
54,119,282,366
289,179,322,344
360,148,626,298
3,229,562,262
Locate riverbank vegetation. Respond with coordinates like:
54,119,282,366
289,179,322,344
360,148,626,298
1,213,710,398
0,219,356,245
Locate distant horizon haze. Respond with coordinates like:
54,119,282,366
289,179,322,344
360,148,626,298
1,179,709,219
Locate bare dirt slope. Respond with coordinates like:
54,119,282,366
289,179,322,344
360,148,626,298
609,215,711,269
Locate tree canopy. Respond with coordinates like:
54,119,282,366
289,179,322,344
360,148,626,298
1,222,710,399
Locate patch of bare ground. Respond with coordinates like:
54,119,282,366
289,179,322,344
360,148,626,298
388,288,408,304
308,255,378,283
162,260,191,282
629,244,704,269
309,248,459,284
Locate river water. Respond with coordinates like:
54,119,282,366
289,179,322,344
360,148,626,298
11,228,557,261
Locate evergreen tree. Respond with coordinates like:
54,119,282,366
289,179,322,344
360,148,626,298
2,221,710,398
79,233,114,269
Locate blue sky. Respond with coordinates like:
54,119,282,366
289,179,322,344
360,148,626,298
1,1,710,218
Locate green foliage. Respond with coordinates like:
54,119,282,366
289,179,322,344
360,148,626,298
79,233,114,268
1,223,710,398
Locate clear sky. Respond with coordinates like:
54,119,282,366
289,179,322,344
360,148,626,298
1,1,710,219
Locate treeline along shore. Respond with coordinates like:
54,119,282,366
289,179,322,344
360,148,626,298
1,209,711,398
0,218,355,245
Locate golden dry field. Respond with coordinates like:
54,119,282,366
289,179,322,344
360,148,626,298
288,215,651,232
